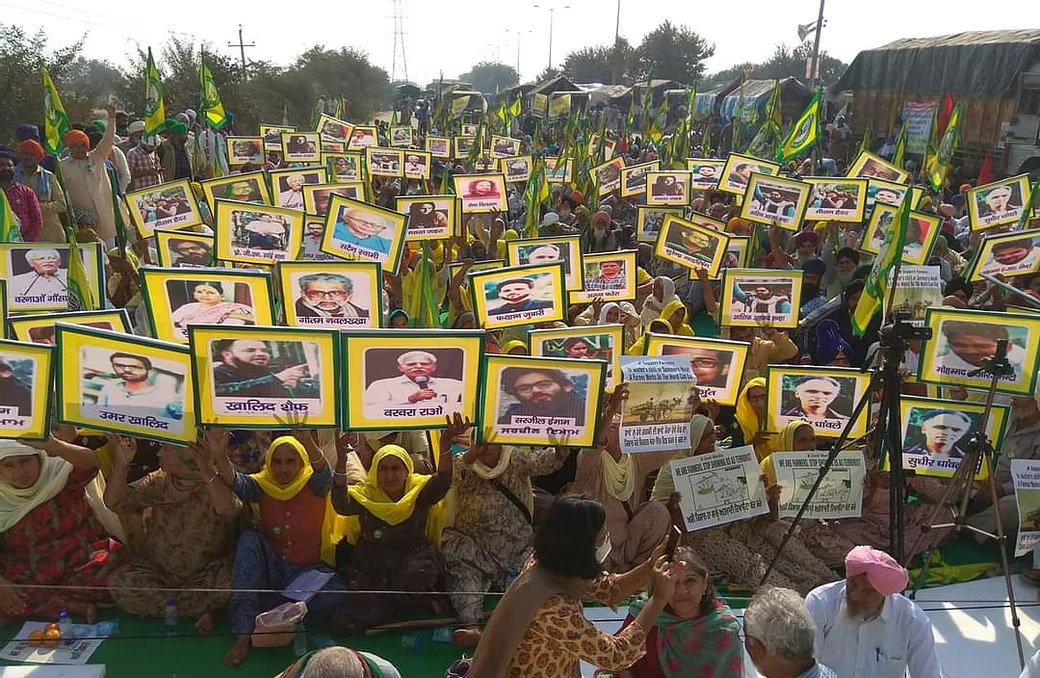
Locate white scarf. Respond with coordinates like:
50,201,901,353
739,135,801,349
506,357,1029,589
601,449,635,503
0,442,74,533
469,446,513,481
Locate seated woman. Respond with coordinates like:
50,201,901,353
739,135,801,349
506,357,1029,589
618,547,743,678
105,431,242,634
329,416,457,634
467,494,676,677
732,377,778,462
215,433,347,667
0,434,126,623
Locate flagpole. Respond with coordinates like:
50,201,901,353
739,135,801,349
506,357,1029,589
809,0,825,89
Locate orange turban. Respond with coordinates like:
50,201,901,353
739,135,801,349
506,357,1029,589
64,130,91,149
16,140,44,161
727,217,750,234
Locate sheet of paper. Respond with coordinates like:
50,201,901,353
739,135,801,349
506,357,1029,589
620,356,698,454
671,445,768,531
0,622,104,666
772,451,865,519
283,568,336,602
1012,458,1040,556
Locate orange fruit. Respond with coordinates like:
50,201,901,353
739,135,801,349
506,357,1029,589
28,630,46,647
45,623,59,632
43,628,61,648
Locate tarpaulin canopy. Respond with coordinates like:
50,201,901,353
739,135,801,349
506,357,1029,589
719,78,811,122
835,30,1040,98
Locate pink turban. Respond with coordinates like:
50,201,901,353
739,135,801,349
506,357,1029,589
845,545,908,595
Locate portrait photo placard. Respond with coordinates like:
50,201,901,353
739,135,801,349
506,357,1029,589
967,174,1032,231
765,365,871,439
403,151,432,181
720,269,803,329
718,152,781,197
636,206,684,244
646,171,691,207
396,195,458,241
260,124,295,151
686,159,725,191
803,177,869,224
643,334,750,406
341,330,485,430
316,114,354,146
447,258,506,281
367,147,404,178
621,161,660,198
189,325,339,428
270,167,327,210
506,235,584,290
321,196,407,274
425,136,451,158
569,250,637,304
478,354,605,448
917,307,1040,396
225,136,264,168
490,135,521,158
862,207,942,265
213,199,304,266
739,173,811,230
154,229,219,269
893,396,1010,480
453,173,508,213
590,157,625,196
141,267,274,345
545,157,573,183
453,136,475,160
281,131,321,163
127,179,204,237
10,309,131,346
55,326,195,444
279,261,382,330
390,125,414,148
724,236,750,269
500,155,532,184
655,214,730,278
469,262,567,330
529,324,622,391
968,229,1040,282
324,152,365,183
302,182,364,217
688,212,727,232
847,150,910,184
200,171,271,209
865,178,910,215
300,216,335,262
347,125,378,150
0,338,53,441
0,243,104,313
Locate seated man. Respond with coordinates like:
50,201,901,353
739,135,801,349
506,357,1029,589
744,586,835,678
278,645,400,678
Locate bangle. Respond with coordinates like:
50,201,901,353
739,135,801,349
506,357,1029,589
333,470,350,478
202,474,218,485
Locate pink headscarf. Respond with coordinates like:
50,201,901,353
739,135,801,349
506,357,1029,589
845,545,908,595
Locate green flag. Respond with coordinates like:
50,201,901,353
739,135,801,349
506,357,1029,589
926,102,962,192
199,56,228,131
0,188,23,243
144,47,166,135
64,230,98,311
892,119,908,169
40,68,71,155
852,193,911,336
1019,181,1039,230
776,90,822,163
858,124,873,157
508,96,522,121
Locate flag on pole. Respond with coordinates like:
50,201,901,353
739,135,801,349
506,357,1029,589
892,119,908,169
852,192,911,336
40,68,71,155
977,152,995,186
926,101,962,192
199,55,228,131
64,229,98,311
858,124,873,157
403,242,444,328
776,89,822,163
0,189,23,243
144,47,166,135
1019,181,1039,230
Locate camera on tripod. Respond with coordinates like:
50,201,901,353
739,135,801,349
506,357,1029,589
879,310,933,344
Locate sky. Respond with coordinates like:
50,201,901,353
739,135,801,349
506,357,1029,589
2,0,1032,87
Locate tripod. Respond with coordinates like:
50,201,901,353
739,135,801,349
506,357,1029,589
761,310,927,582
906,339,1026,669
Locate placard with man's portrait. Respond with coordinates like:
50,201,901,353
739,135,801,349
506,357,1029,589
320,196,407,274
347,125,378,150
717,152,780,197
490,135,521,158
569,250,637,304
453,173,508,213
803,177,868,224
529,324,622,391
367,148,404,178
655,215,729,278
55,326,196,444
270,167,327,210
200,171,272,209
646,171,691,207
506,236,583,290
0,338,53,441
636,206,684,244
686,159,725,191
341,330,484,430
260,124,295,151
766,366,871,439
396,195,457,241
225,136,264,168
589,157,626,196
894,396,1010,480
9,309,131,346
154,229,220,269
279,261,381,330
390,126,414,148
302,183,364,218
500,155,532,183
544,157,573,183
621,161,660,198
403,151,432,181
739,173,811,230
188,325,339,428
720,269,803,329
0,243,104,313
847,150,910,184
316,114,354,145
968,229,1040,282
280,132,321,163
967,174,1031,231
425,136,451,159
469,263,567,330
127,179,205,237
324,152,365,183
213,200,304,266
644,334,750,406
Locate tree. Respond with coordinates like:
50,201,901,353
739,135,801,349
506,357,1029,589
703,44,847,89
61,58,130,122
562,38,633,84
631,21,715,84
458,62,519,94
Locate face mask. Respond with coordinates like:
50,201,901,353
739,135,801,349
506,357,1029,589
595,533,612,564
449,442,468,458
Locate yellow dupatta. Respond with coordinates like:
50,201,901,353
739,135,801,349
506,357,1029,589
734,377,778,462
760,420,814,487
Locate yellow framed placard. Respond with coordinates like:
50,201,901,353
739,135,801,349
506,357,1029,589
644,334,750,407
396,195,458,241
889,396,1010,480
620,161,659,198
324,152,365,183
529,324,623,391
720,269,803,329
718,152,780,197
154,229,219,268
189,325,340,428
320,196,407,275
860,203,896,255
426,136,451,158
739,172,812,230
646,171,692,207
968,229,1040,282
847,150,910,184
446,258,505,282
316,114,354,146
590,157,625,196
300,215,336,262
803,176,869,224
917,307,1040,397
403,151,432,181
127,178,205,237
140,267,274,344
569,250,637,304
226,136,264,168
765,365,871,439
967,174,1032,231
367,148,404,178
468,262,567,330
269,167,327,209
390,126,414,148
341,329,485,431
10,309,131,345
724,236,750,269
636,206,683,244
453,136,476,160
200,171,271,209
55,325,196,445
0,243,104,313
453,173,508,213
320,139,346,154
279,261,382,330
866,179,909,214
500,155,532,184
490,135,521,158
280,131,321,163
212,199,303,267
863,207,942,264
477,354,606,448
303,183,364,217
348,125,378,150
655,214,729,278
688,212,727,231
260,124,295,151
506,235,584,290
0,338,53,441
686,159,725,191
545,156,573,183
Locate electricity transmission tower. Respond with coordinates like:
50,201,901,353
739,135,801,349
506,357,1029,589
390,0,409,82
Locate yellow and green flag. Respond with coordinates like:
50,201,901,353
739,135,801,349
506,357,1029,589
892,119,908,169
64,230,98,311
1019,181,1039,230
508,96,522,121
199,56,228,131
144,47,166,135
549,94,571,119
41,68,71,155
852,192,910,336
0,189,23,243
926,101,962,192
776,89,821,163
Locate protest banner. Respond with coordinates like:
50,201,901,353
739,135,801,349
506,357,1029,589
1013,458,1040,556
670,445,768,531
883,265,943,326
0,338,53,441
902,100,937,154
772,451,865,519
619,356,698,454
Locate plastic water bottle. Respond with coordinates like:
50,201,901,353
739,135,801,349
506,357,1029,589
58,610,71,645
400,632,424,651
164,597,177,636
294,622,307,657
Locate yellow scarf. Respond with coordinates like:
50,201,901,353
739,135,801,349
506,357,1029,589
600,449,635,503
734,377,778,462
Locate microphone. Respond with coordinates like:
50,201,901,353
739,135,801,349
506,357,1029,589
415,376,429,390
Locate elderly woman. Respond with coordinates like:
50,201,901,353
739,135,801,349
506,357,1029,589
731,377,778,461
104,431,241,634
0,434,125,622
329,415,457,634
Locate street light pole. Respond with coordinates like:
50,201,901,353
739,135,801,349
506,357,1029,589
809,0,826,88
615,0,621,45
547,8,555,71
